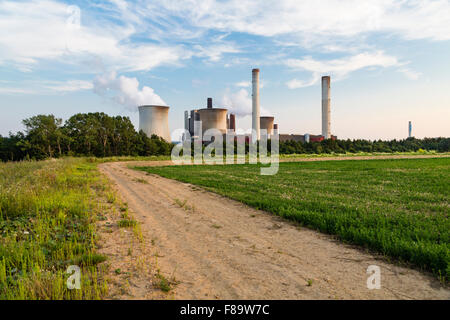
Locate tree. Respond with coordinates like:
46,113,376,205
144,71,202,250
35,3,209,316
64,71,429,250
22,115,64,159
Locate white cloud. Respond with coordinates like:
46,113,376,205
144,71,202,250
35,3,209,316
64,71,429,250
221,88,270,117
0,0,187,73
234,80,265,88
0,87,38,95
235,81,251,88
0,79,93,95
221,89,252,117
286,74,321,89
44,80,93,92
285,51,399,88
193,43,240,62
93,72,166,110
147,0,450,41
398,68,421,80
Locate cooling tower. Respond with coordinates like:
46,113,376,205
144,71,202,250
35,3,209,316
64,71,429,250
260,116,274,136
252,68,260,140
198,108,228,136
322,76,331,139
138,105,170,142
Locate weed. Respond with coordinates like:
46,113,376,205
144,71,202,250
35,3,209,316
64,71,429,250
0,158,109,299
154,272,171,293
133,178,148,184
118,219,137,228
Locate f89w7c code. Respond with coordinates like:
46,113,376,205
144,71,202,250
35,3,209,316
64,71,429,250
224,305,269,315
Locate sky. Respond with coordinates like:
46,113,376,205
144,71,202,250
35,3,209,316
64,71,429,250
1,0,449,140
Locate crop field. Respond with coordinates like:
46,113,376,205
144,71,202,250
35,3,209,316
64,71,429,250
0,158,110,299
137,157,450,281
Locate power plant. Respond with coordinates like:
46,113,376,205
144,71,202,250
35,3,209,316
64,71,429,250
138,105,171,142
252,68,261,140
138,69,335,143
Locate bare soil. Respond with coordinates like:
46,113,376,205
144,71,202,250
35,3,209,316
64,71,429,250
99,158,449,300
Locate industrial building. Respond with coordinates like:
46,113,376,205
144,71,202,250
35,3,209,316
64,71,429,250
260,116,274,136
138,105,171,142
138,69,335,144
184,98,236,140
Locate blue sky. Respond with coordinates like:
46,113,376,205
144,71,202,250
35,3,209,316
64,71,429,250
1,0,449,140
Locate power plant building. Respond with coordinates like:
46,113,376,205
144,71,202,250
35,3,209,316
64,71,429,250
260,116,275,136
138,105,171,142
198,107,228,136
185,98,236,140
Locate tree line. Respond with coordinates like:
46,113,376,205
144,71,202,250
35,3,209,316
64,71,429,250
0,113,173,161
279,136,450,154
1,112,449,162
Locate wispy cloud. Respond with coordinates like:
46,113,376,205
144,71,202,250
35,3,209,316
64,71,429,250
235,81,251,88
286,74,321,89
43,80,93,92
0,0,188,73
0,79,93,95
285,51,399,88
398,68,421,80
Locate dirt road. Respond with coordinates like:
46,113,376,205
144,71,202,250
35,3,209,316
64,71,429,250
99,160,449,300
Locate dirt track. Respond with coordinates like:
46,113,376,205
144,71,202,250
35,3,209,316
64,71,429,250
99,158,449,300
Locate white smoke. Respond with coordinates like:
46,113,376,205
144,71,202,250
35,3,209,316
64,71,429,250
93,72,166,110
220,88,271,117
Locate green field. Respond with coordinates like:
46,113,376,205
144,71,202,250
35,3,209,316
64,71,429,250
137,158,450,281
0,158,109,299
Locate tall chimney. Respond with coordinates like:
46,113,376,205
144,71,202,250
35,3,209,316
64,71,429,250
252,68,260,140
322,76,331,139
184,111,189,131
230,113,236,132
408,121,412,138
207,97,213,109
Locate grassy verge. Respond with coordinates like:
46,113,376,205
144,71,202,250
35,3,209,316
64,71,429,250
137,158,450,282
279,150,450,159
0,158,109,299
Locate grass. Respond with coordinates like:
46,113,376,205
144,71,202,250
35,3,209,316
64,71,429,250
279,150,449,159
118,219,137,228
137,158,450,282
0,158,110,299
154,271,172,293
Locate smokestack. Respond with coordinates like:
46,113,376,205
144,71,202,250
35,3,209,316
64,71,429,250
230,114,236,132
252,68,260,140
184,111,189,131
408,121,412,138
322,76,331,139
207,97,213,109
